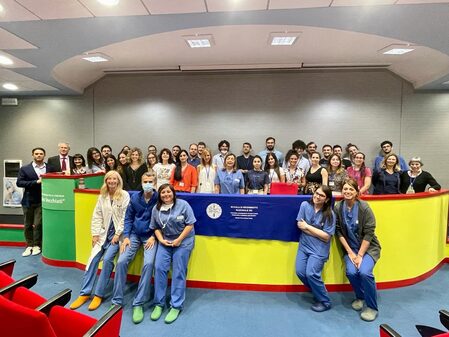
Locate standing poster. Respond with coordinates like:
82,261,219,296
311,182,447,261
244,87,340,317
3,160,23,207
3,177,23,207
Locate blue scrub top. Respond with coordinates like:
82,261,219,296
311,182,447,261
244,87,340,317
150,199,196,241
296,201,336,259
214,169,245,194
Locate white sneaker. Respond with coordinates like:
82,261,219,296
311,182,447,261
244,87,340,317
22,247,33,257
31,246,41,256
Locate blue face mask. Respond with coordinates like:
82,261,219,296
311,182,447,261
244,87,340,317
142,182,154,193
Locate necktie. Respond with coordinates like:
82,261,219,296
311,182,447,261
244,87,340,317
61,157,67,171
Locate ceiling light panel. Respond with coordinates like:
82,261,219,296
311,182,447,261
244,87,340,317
379,44,415,55
79,0,148,16
82,52,112,62
206,0,268,12
269,32,301,46
2,83,18,90
383,48,414,55
183,34,215,48
269,0,331,9
141,0,206,14
0,0,40,22
97,0,120,5
0,55,13,65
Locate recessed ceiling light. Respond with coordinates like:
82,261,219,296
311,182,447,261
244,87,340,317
271,37,297,46
183,34,214,48
379,44,415,55
82,52,112,63
383,48,414,55
97,0,119,6
187,39,211,48
269,32,301,46
3,83,18,91
0,55,13,65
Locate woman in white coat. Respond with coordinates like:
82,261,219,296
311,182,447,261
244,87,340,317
70,170,130,311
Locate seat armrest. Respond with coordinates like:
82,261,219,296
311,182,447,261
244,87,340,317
380,324,402,337
439,310,449,330
0,259,16,276
0,273,38,295
36,289,72,315
416,325,446,337
84,304,123,337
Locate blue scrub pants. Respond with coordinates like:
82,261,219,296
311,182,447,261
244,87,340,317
80,240,119,298
295,248,330,305
153,236,194,310
112,234,158,306
344,253,378,310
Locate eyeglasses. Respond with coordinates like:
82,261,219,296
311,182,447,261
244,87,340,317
314,192,326,198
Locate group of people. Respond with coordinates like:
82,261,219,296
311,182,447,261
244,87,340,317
49,138,441,196
296,179,381,322
15,136,441,324
68,171,196,325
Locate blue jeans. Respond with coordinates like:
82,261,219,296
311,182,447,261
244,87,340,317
80,240,119,298
344,253,378,310
295,248,330,305
153,235,194,310
112,234,158,306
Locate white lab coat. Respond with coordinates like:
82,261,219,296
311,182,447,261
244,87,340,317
85,190,130,270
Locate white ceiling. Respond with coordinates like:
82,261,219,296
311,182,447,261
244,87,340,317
1,0,449,95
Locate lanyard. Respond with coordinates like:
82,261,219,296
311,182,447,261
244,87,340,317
158,208,172,230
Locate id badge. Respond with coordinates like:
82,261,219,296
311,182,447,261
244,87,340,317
406,184,415,194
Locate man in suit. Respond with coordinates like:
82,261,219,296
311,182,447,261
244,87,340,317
17,147,54,257
47,142,73,174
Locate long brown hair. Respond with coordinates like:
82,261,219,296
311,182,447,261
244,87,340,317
310,185,333,224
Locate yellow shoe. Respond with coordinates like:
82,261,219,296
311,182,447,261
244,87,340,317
70,295,90,310
88,296,102,311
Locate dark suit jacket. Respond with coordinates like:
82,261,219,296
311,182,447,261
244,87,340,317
47,155,74,172
16,162,55,207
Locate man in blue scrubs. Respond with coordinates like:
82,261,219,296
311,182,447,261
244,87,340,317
111,171,158,324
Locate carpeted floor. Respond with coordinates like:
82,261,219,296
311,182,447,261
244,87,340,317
1,246,448,337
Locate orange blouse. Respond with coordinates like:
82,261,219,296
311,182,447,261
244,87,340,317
170,164,198,192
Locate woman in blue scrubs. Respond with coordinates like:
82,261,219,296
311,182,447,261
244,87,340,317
150,184,196,324
214,153,245,194
295,185,335,312
335,178,381,322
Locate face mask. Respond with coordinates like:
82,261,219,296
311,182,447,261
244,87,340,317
142,182,154,193
220,149,228,155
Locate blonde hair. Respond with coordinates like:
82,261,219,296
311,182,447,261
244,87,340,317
380,153,401,172
100,171,124,200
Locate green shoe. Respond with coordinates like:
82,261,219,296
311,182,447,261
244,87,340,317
150,305,163,321
132,305,144,324
164,308,181,324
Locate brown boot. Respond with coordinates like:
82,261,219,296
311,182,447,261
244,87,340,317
88,296,102,311
69,295,90,310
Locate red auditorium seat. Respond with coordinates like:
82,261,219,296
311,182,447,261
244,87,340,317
0,295,123,337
